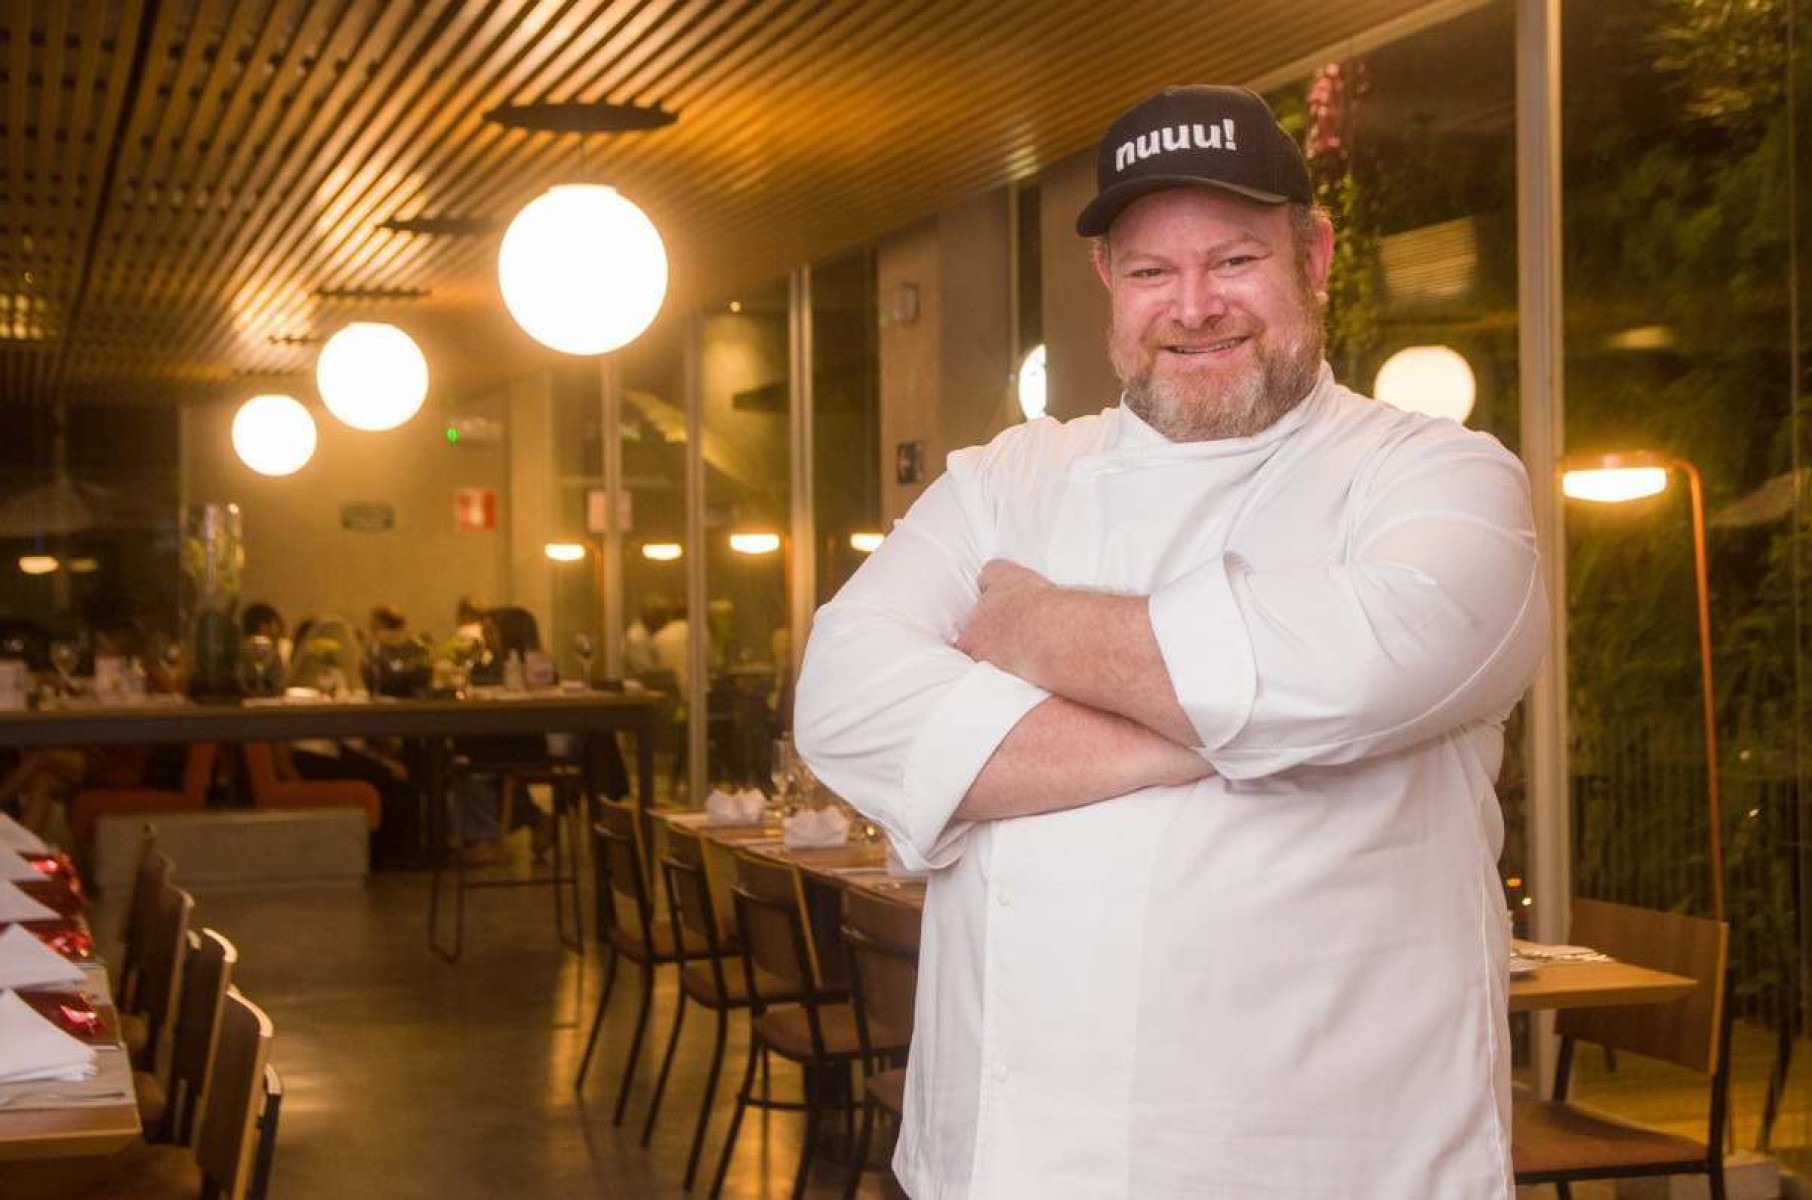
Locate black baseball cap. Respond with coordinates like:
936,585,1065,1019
1076,86,1312,237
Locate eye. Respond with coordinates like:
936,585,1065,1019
1126,265,1167,280
1219,254,1258,270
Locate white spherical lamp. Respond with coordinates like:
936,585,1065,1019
232,394,317,477
316,322,429,431
1017,343,1048,421
1373,345,1476,423
498,184,668,355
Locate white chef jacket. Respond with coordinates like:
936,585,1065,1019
794,364,1547,1199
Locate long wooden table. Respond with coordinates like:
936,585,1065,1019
0,691,665,861
665,814,1697,1015
0,962,140,1162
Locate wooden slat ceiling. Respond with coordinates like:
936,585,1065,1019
1,0,1446,410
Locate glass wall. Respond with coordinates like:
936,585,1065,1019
698,278,792,793
1264,0,1526,884
0,400,180,667
1560,0,1811,1161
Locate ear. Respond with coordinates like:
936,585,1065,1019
1304,213,1335,299
1092,238,1114,290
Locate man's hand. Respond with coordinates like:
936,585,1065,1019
955,558,1200,748
955,560,1055,681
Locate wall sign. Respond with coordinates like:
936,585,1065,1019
339,502,395,533
454,487,499,531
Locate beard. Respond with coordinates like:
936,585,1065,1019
1112,274,1326,443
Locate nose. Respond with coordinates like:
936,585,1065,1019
1170,269,1229,330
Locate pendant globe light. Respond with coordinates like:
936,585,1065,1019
485,99,678,356
316,322,429,430
232,394,317,477
499,186,667,354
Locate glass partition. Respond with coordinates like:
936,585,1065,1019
698,278,792,794
1560,0,1810,1161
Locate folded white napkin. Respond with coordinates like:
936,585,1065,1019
0,925,84,990
0,989,96,1083
0,850,41,883
0,881,59,924
0,814,47,856
783,806,850,849
704,788,767,826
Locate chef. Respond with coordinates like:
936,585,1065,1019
795,84,1547,1199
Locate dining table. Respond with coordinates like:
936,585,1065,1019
0,689,666,862
658,811,1696,1017
0,958,137,1162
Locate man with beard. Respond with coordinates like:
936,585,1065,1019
794,86,1546,1198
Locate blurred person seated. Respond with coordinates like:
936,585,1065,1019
240,600,291,669
284,615,421,867
366,604,431,697
453,606,559,865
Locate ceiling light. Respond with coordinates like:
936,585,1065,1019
232,394,317,477
642,542,682,561
849,532,884,553
544,542,586,562
66,557,99,574
1017,344,1047,421
498,185,668,355
316,322,429,431
1373,345,1476,424
17,556,58,576
729,532,781,555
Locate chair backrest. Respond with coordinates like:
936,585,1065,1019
660,826,731,989
593,801,653,942
165,927,239,1147
1556,898,1729,1074
117,843,172,1008
730,852,815,1004
193,987,275,1200
842,888,922,1047
248,1063,284,1200
138,880,195,1061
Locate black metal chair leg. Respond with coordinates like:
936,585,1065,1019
574,947,620,1089
792,1065,823,1200
708,1036,763,1200
843,1097,876,1200
612,962,655,1126
682,1007,730,1191
641,987,688,1146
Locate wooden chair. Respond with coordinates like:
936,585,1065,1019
1513,898,1731,1199
240,741,382,829
119,876,194,1070
709,853,904,1200
839,887,921,1200
574,800,710,1127
0,987,280,1200
136,929,238,1146
649,824,778,1190
114,840,173,1016
72,742,218,843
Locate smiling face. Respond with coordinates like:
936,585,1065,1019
1095,187,1333,442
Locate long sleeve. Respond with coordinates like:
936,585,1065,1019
1148,426,1547,780
795,463,1048,870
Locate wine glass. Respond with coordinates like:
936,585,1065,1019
242,636,279,696
49,640,79,694
770,735,798,817
572,633,596,687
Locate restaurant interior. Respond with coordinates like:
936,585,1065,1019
0,0,1808,1195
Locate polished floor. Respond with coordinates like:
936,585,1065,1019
94,844,903,1199
91,839,1794,1199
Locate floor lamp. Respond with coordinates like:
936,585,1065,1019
1561,450,1723,922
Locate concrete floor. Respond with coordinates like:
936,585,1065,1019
95,841,1799,1200
97,852,901,1200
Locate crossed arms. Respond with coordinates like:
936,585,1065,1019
793,426,1546,870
